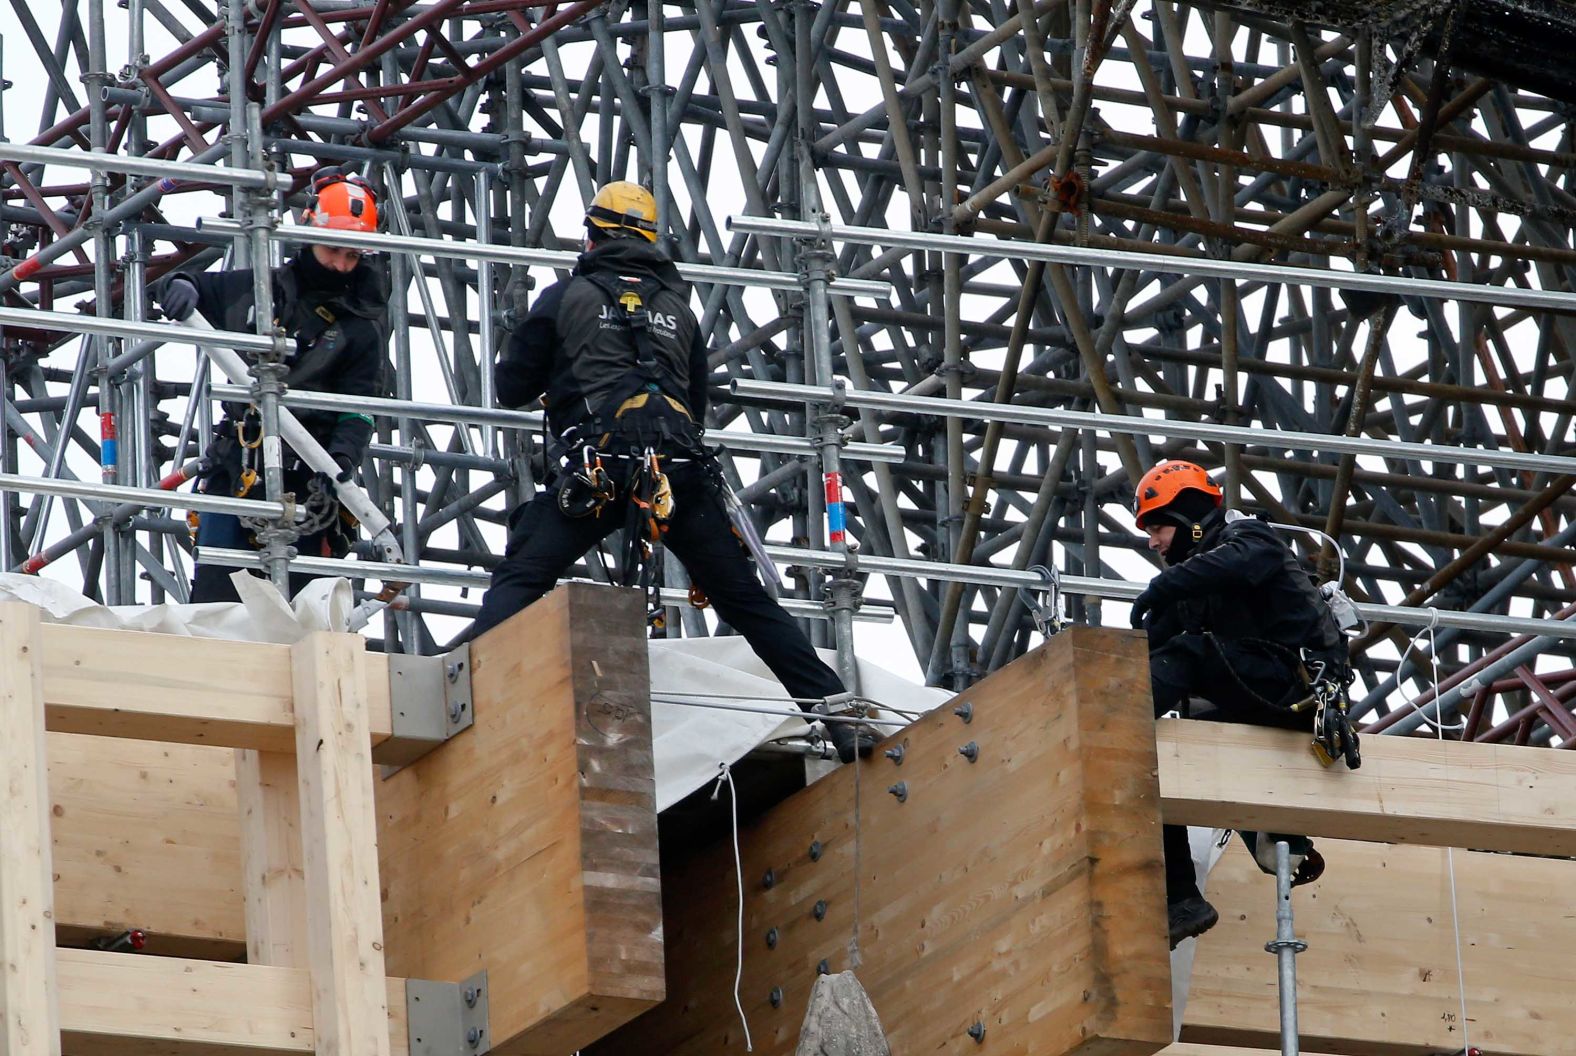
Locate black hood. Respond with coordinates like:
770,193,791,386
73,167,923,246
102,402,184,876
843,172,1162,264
1163,506,1225,565
575,238,685,294
286,251,388,320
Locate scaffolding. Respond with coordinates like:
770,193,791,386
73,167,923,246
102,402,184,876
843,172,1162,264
1,0,1574,742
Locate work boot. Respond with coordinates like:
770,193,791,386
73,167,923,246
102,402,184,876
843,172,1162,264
1168,896,1219,950
1241,831,1325,887
824,720,876,764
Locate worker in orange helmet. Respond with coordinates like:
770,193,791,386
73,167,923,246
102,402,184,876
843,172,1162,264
1131,460,1344,949
154,166,389,602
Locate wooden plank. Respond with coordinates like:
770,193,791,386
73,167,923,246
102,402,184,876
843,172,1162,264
1183,837,1575,1056
292,633,390,1056
38,624,393,751
591,625,1173,1056
49,733,245,958
56,948,411,1055
236,750,307,967
0,604,62,1056
378,583,663,1056
1158,718,1576,854
1161,1047,1340,1055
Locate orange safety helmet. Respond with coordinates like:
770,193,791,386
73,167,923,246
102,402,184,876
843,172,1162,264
1133,460,1222,528
303,167,379,233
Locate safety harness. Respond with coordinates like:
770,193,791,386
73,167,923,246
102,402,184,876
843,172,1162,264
552,270,705,616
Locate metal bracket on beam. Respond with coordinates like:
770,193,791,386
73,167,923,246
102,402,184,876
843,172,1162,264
407,970,490,1056
375,644,474,769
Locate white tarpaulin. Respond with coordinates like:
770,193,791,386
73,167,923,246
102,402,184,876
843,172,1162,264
648,635,952,810
0,570,350,642
0,573,949,809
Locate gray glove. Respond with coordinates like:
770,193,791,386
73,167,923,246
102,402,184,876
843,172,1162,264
158,276,199,321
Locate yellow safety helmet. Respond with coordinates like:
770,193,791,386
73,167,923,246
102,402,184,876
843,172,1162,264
585,181,659,243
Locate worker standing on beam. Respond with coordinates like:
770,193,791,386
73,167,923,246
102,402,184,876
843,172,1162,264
1130,460,1345,949
473,181,873,764
155,167,387,602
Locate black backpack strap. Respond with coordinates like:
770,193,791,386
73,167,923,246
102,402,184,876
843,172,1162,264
579,271,672,387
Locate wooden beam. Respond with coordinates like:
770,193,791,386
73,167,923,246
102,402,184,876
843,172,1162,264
0,604,61,1056
1184,837,1574,1056
1158,718,1576,855
38,623,394,751
236,750,307,967
378,583,664,1055
56,948,411,1055
590,625,1173,1056
292,633,391,1056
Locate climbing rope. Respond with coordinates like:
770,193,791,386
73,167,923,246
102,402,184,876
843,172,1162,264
710,762,754,1051
1402,609,1471,1053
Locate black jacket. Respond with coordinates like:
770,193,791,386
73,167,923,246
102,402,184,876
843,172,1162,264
172,254,387,465
1145,510,1342,655
495,239,706,438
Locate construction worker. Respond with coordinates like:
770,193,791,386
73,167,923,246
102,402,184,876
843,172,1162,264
156,167,386,602
473,181,873,764
1130,460,1344,949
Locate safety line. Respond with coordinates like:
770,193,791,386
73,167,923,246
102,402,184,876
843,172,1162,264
711,762,753,1051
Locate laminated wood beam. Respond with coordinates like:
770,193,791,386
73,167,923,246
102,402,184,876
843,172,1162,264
378,583,663,1056
236,750,307,968
36,623,394,751
292,632,390,1056
1158,718,1576,855
56,948,410,1055
0,604,61,1056
1183,837,1574,1056
590,625,1173,1056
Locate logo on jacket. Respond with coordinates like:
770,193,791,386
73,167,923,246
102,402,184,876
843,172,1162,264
598,303,679,334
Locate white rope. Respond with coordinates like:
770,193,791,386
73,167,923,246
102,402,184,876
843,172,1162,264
1395,608,1467,734
710,762,754,1051
1412,611,1472,1053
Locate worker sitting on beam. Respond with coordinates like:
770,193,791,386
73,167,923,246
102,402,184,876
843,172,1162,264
1130,460,1345,949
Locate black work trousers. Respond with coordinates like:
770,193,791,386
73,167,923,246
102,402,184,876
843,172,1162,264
1151,631,1313,904
472,460,846,705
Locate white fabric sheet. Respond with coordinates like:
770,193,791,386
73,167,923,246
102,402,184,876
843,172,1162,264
0,572,948,810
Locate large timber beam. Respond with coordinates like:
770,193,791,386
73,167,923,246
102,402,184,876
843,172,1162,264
1158,718,1576,855
365,582,664,1054
44,583,661,1054
1182,837,1573,1056
37,623,395,752
589,625,1174,1056
57,948,410,1055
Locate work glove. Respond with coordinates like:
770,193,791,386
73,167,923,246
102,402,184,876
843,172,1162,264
1130,586,1160,629
310,456,356,500
158,276,199,321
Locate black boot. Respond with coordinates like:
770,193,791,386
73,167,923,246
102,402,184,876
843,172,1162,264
825,720,876,764
1240,831,1325,887
1168,896,1219,949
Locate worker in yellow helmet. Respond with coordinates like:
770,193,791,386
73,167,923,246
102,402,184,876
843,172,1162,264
154,166,387,602
1132,460,1351,949
476,181,871,764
